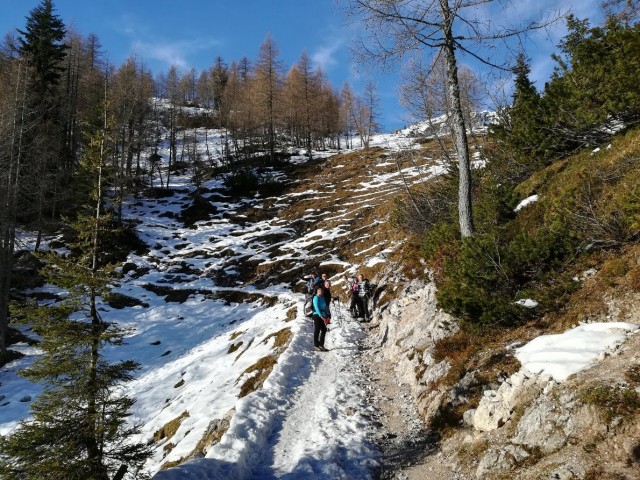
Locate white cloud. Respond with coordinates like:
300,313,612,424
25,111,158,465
311,37,345,71
113,13,221,71
130,38,221,70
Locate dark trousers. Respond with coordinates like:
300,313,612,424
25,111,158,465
312,314,327,347
349,294,358,316
356,296,370,319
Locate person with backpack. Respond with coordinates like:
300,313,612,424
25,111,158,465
355,274,371,321
303,272,319,316
312,286,330,352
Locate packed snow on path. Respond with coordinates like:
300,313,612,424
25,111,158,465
154,304,378,480
515,322,639,381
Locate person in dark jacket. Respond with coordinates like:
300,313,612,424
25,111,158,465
303,272,319,316
322,279,332,316
311,286,330,351
344,275,358,317
355,274,371,321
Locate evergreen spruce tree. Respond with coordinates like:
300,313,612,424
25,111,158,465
0,102,151,480
490,54,550,182
18,0,67,97
16,0,69,250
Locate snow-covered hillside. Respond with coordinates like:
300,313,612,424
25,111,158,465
0,124,435,478
2,116,639,480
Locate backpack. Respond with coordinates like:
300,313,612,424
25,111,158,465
306,278,315,294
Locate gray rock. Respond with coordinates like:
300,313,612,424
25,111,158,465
473,398,511,432
476,445,529,478
463,408,476,427
512,395,570,454
548,464,577,480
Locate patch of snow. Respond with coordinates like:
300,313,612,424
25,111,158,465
514,195,539,212
514,299,539,308
365,257,387,268
515,322,639,381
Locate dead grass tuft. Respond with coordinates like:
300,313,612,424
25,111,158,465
579,382,640,423
262,327,293,352
625,365,640,386
229,330,244,341
583,467,628,480
237,355,278,398
153,411,189,442
227,342,243,354
285,307,297,322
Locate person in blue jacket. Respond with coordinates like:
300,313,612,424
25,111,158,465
311,286,330,352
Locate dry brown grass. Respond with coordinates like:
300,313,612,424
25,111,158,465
160,458,185,470
227,342,243,354
285,307,297,322
625,365,640,386
583,467,628,480
261,327,292,352
238,355,278,398
229,330,244,341
543,244,640,330
153,411,189,442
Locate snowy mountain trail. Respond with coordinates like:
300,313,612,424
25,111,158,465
155,305,379,480
258,307,377,479
3,125,433,478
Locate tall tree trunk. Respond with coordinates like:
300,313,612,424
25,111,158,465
0,64,28,356
441,0,474,237
86,92,108,480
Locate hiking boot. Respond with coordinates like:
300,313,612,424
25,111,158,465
319,346,329,352
314,346,323,352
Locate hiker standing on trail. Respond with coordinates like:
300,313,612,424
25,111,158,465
312,286,330,352
303,272,319,316
355,274,371,321
344,275,358,318
323,279,332,316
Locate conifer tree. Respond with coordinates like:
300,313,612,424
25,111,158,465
17,0,68,249
18,0,66,97
490,54,550,181
254,34,284,163
0,99,150,480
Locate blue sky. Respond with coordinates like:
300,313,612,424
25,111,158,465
1,0,603,131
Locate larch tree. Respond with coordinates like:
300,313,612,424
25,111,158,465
210,56,228,123
0,47,31,359
347,0,561,237
0,0,67,358
340,82,356,149
361,80,380,148
165,65,180,188
289,50,318,159
253,34,284,164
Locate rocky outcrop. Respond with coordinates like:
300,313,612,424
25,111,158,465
470,370,548,432
370,277,640,480
374,279,457,423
